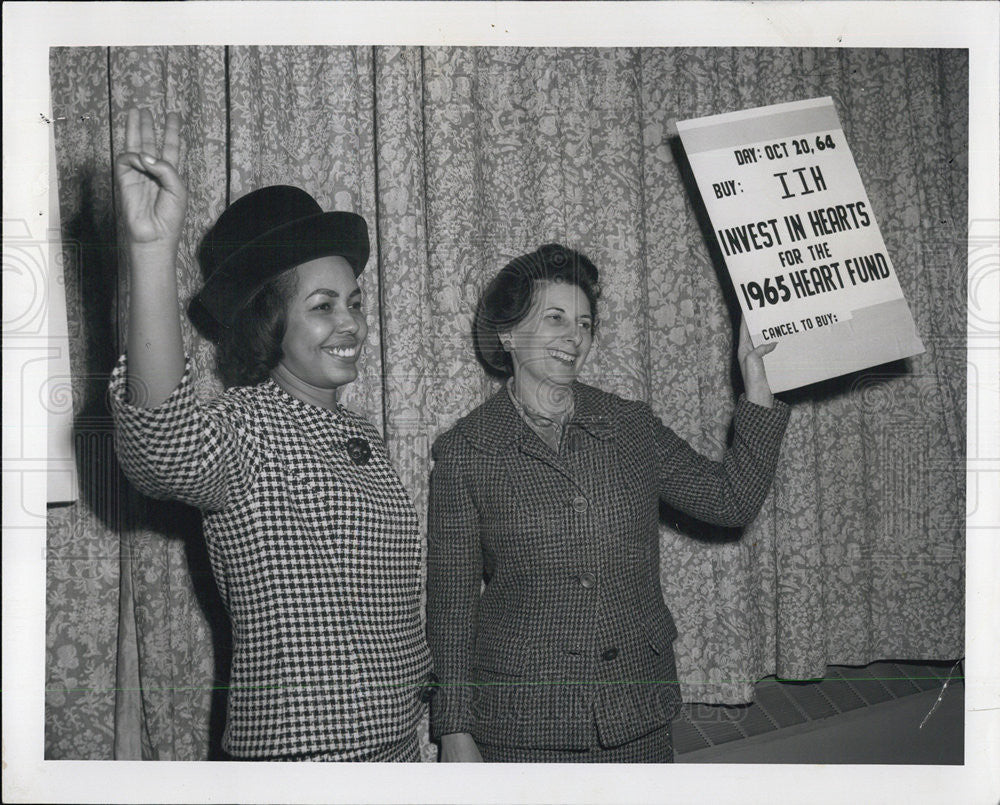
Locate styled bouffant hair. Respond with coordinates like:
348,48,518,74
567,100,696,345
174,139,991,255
214,269,299,387
474,243,601,377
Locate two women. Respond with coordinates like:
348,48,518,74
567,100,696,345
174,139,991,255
426,245,789,762
110,109,430,761
111,111,787,764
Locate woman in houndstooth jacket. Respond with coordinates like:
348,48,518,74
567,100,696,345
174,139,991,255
426,244,790,762
109,109,431,761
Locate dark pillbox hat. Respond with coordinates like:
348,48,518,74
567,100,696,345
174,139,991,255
188,185,369,341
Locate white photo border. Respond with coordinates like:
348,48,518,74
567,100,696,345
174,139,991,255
3,2,998,803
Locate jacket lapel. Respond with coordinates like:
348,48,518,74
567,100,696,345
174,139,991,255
569,382,617,442
458,384,579,487
458,382,618,492
516,429,577,483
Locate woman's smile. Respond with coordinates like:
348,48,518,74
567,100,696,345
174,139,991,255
547,347,578,365
322,341,361,361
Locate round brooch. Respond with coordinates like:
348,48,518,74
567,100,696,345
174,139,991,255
346,436,372,466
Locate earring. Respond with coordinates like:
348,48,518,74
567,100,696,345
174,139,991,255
501,338,512,352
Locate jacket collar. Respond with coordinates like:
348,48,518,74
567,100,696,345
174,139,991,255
571,382,618,440
456,380,616,455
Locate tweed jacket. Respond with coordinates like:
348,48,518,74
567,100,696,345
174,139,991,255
426,382,789,750
110,355,431,759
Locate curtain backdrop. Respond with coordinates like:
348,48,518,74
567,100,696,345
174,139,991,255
46,46,967,760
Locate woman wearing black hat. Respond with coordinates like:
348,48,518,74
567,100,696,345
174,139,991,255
109,108,431,761
426,244,789,762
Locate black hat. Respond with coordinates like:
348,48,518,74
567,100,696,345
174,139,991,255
188,185,369,341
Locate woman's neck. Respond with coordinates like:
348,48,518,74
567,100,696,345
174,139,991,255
270,363,340,411
510,372,574,423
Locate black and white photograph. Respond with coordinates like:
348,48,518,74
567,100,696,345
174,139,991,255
3,2,998,803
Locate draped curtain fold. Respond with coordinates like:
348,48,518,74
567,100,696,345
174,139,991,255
46,45,967,760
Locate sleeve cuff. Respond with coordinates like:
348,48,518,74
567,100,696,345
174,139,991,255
736,392,790,418
429,709,475,741
428,684,475,740
734,392,791,443
108,352,195,417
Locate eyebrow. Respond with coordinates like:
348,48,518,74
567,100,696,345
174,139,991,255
305,287,362,300
545,306,591,319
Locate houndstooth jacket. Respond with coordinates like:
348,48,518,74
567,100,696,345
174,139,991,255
426,382,789,750
110,356,431,759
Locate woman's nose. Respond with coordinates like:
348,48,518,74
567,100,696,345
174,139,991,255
335,307,360,333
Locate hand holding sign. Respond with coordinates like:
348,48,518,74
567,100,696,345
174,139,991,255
738,317,777,408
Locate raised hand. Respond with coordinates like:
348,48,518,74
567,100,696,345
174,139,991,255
737,316,776,408
114,108,188,250
117,108,188,407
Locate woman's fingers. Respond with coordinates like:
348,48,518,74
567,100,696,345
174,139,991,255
738,317,778,363
750,342,777,359
737,318,778,406
114,151,147,179
139,153,187,200
123,107,183,171
139,107,156,157
125,107,141,153
161,111,182,169
737,316,752,360
115,109,188,248
114,151,177,191
742,341,777,377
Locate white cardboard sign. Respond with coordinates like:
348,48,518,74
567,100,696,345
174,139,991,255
676,97,924,392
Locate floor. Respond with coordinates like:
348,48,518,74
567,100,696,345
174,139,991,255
674,661,964,764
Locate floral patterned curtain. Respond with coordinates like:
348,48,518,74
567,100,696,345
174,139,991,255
47,46,966,760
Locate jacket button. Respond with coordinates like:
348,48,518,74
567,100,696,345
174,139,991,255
571,496,589,512
601,647,619,661
579,571,597,589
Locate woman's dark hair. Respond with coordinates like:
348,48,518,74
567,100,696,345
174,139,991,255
473,243,601,377
214,269,299,387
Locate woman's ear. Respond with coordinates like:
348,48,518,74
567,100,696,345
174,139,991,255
499,332,513,352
